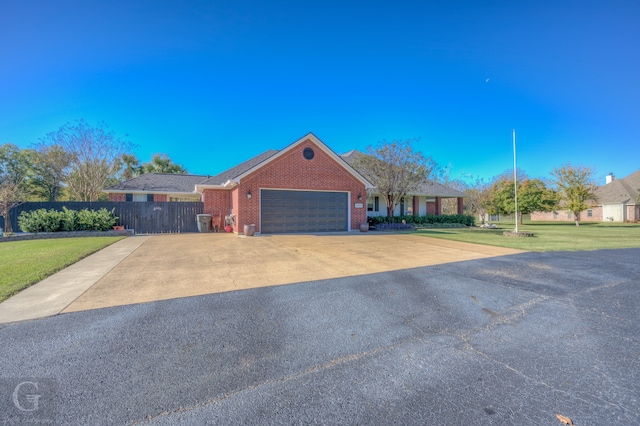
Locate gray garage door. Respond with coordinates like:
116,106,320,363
261,190,348,233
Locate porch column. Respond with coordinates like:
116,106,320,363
413,196,419,215
435,197,442,216
457,197,464,214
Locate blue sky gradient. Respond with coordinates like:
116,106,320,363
2,0,638,183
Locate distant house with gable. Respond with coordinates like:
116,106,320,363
531,170,640,222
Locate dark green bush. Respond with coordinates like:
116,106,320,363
61,207,77,231
368,213,475,227
18,208,117,233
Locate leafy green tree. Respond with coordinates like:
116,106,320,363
551,164,598,227
519,179,557,219
0,144,34,233
30,144,73,201
119,154,143,180
351,139,437,217
489,173,555,224
142,153,187,174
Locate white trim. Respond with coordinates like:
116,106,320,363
106,189,202,200
194,183,229,193
105,189,198,195
259,188,352,232
233,133,375,189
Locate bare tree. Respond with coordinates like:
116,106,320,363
464,177,493,222
352,140,437,217
551,164,598,226
43,120,132,201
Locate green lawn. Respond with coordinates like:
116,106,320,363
0,237,124,303
416,221,640,252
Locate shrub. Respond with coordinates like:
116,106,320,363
368,213,475,228
18,208,117,233
61,207,77,231
18,209,62,233
375,223,416,231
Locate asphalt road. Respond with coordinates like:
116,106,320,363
1,248,638,425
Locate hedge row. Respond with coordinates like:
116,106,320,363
18,208,118,233
368,214,475,227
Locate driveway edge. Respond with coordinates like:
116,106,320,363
0,236,149,324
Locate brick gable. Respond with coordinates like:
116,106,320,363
231,138,367,233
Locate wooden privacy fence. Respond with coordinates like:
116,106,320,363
3,202,204,234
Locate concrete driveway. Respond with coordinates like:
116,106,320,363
63,233,522,313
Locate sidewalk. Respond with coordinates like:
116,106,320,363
0,236,149,324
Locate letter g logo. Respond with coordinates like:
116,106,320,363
12,381,41,412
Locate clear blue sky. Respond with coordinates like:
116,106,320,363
2,0,638,183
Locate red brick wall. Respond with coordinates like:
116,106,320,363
426,201,436,215
236,138,367,233
531,206,602,222
203,189,231,218
231,187,239,232
154,194,167,202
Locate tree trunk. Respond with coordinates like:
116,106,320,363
1,207,12,234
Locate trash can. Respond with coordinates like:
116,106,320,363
197,214,212,233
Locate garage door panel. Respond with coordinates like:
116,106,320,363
261,190,348,233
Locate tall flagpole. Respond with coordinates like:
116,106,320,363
513,129,518,233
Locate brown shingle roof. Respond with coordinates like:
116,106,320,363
199,150,280,185
105,173,210,193
596,170,640,204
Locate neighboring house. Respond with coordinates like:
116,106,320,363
105,133,464,234
530,170,640,222
106,173,209,202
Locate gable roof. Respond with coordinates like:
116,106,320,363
340,150,464,198
104,134,466,197
196,133,374,190
105,173,209,194
197,150,279,187
597,169,640,204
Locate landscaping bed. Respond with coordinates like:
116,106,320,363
0,230,132,243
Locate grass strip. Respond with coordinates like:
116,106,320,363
415,221,640,252
0,237,124,303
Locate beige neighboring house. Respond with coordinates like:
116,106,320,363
531,170,640,222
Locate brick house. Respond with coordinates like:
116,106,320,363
530,170,640,223
105,133,465,234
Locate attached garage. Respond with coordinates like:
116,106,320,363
261,189,348,233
